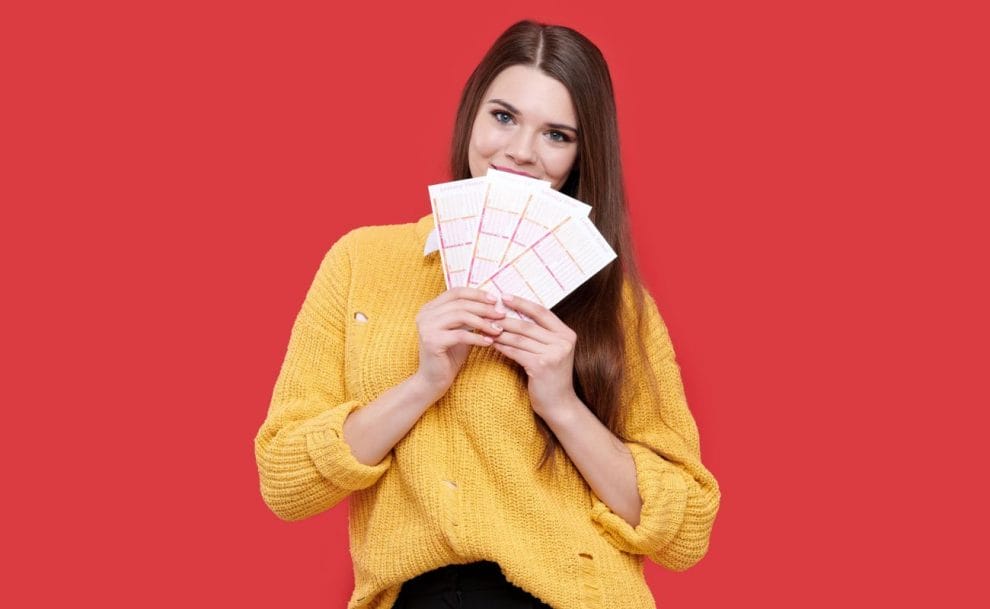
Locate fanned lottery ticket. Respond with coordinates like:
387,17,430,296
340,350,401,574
476,216,617,321
428,169,550,289
427,176,489,289
465,169,555,288
473,186,592,287
426,170,616,322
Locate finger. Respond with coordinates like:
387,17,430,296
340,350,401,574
501,294,567,331
430,328,492,349
432,299,506,321
493,330,545,354
492,342,536,368
495,316,557,345
431,310,504,335
430,287,500,307
452,329,495,348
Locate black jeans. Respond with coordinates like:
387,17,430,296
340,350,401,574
392,561,553,609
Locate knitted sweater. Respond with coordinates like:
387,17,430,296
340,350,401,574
254,213,720,609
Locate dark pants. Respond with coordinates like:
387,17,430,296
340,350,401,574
392,561,554,609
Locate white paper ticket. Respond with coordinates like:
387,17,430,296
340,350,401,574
428,169,550,288
428,176,489,288
476,215,617,319
475,187,592,287
426,170,615,319
464,170,558,288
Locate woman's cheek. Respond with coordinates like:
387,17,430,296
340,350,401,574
544,148,576,183
474,130,503,158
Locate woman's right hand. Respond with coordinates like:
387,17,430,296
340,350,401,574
413,287,506,396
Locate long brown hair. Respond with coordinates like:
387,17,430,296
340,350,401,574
451,20,658,468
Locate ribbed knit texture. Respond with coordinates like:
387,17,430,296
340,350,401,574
254,214,720,609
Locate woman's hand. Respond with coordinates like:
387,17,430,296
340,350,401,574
413,287,506,397
491,294,579,420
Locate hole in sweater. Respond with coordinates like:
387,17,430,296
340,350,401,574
578,552,593,560
354,311,368,323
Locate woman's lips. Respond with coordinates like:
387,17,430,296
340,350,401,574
491,164,536,179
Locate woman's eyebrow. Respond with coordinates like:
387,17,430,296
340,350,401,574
487,98,579,134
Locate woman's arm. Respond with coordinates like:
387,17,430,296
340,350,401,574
255,229,506,520
255,230,392,522
585,289,721,571
489,293,643,526
492,287,720,571
542,396,644,527
341,373,441,466
343,285,507,465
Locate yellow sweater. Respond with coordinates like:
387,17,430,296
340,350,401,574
254,213,720,609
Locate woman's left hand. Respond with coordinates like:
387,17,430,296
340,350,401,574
491,294,579,420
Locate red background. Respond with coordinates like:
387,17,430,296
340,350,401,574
2,0,987,607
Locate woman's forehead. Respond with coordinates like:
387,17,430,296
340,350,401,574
483,65,577,125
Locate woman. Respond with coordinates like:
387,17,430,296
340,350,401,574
254,20,720,609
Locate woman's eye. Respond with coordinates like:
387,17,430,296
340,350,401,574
492,110,513,124
547,130,571,143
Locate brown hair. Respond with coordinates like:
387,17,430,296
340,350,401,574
450,20,657,468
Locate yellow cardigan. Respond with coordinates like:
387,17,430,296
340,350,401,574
254,213,720,609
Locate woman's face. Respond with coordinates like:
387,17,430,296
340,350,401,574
468,65,579,190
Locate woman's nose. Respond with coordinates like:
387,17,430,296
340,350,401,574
505,130,536,165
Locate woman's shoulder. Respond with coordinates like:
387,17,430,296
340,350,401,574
324,213,434,257
620,275,660,317
619,275,673,346
326,215,433,258
315,213,436,285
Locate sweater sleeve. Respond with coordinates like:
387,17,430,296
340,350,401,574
588,288,720,571
254,230,392,522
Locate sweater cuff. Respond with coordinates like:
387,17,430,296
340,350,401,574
299,400,392,491
589,442,688,555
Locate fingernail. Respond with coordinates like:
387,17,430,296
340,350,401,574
491,322,502,331
502,294,514,302
486,291,498,302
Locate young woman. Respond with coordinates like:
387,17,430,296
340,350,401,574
255,20,720,609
